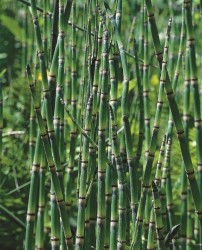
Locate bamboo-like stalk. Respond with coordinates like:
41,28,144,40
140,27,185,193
53,2,66,248
48,0,72,109
147,207,155,250
50,182,60,250
43,0,49,64
76,41,87,227
25,130,41,250
29,48,38,169
139,3,144,75
9,1,202,249
142,7,151,248
77,43,87,128
167,0,176,81
29,0,74,248
109,49,118,250
88,140,97,249
152,181,166,250
22,8,28,77
186,188,194,250
143,6,151,156
131,17,172,249
29,99,36,168
133,39,144,187
109,169,118,250
166,164,177,249
35,105,46,250
104,118,112,250
133,40,145,246
64,63,71,162
163,6,186,248
66,0,77,215
51,188,61,246
126,17,136,52
115,0,122,34
145,0,202,227
84,19,98,240
96,29,109,250
26,65,73,248
83,7,97,250
184,2,202,247
54,0,65,178
104,1,137,232
92,16,103,126
155,136,166,185
104,27,113,245
50,0,59,61
160,137,170,236
109,105,127,250
180,45,190,248
75,95,93,250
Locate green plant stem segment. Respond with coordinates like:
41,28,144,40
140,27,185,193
131,17,172,249
109,105,127,250
25,129,41,250
145,0,202,227
180,45,191,247
96,29,109,250
104,0,137,231
75,96,93,250
66,0,77,216
184,0,202,195
35,148,46,250
26,65,73,249
152,181,166,250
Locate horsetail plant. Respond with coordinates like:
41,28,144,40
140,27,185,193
29,98,36,168
52,3,67,247
147,207,155,250
154,136,166,186
109,104,127,250
66,0,77,215
109,49,119,250
35,104,46,250
75,95,93,250
145,0,202,227
4,1,202,249
143,6,151,156
152,181,166,250
26,65,73,249
184,2,202,245
180,45,191,247
104,0,138,231
142,8,152,247
133,39,144,184
160,137,170,236
96,28,109,250
25,129,41,250
131,17,172,249
104,121,112,250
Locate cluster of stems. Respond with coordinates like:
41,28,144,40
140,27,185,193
9,0,202,249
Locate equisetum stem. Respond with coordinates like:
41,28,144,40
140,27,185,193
145,0,202,227
104,1,137,233
75,96,93,249
96,29,109,250
26,65,73,248
131,17,172,249
152,181,166,250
